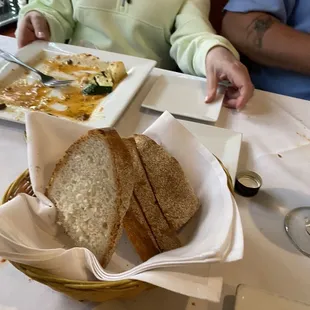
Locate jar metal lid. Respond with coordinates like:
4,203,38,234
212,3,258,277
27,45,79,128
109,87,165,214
234,171,262,197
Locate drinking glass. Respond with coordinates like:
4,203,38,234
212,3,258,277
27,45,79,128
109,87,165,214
284,207,310,257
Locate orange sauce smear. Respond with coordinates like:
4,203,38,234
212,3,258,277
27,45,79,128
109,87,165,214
43,59,100,75
0,59,105,121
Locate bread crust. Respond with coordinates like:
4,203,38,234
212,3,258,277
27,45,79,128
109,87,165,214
134,134,200,231
97,129,134,266
123,196,160,261
124,138,181,254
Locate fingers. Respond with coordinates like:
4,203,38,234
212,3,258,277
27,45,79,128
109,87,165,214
224,84,254,110
224,99,238,109
223,88,239,109
17,25,29,48
225,87,239,100
205,48,254,108
225,62,254,109
29,12,50,40
17,15,32,48
236,82,254,110
205,69,218,103
17,12,50,48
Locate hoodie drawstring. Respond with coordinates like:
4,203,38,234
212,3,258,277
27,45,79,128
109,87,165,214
121,0,131,6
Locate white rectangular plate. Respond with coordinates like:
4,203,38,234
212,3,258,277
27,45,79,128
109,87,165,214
235,285,310,310
141,74,224,123
0,41,156,127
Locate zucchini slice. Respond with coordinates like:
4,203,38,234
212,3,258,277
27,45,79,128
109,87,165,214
82,72,114,95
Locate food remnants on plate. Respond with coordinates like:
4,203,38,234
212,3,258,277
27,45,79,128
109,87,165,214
46,129,200,267
0,54,127,121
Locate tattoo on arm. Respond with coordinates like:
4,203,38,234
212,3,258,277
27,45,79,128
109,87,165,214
246,15,274,48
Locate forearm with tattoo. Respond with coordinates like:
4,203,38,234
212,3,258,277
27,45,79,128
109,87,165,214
222,11,310,74
246,15,275,49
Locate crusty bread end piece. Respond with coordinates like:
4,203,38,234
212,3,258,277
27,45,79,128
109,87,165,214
124,138,181,252
46,128,134,267
134,134,200,231
108,61,127,84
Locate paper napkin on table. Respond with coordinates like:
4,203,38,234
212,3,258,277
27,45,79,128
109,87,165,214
0,111,243,301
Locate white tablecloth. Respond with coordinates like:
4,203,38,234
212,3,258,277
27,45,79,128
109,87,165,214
0,36,310,310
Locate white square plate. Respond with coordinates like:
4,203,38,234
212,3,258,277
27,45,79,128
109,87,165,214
235,285,310,310
0,41,156,127
116,114,242,181
141,75,224,123
179,120,241,182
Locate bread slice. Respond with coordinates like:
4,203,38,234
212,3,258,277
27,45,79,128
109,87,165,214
123,138,181,254
134,134,200,231
123,196,160,262
46,129,134,267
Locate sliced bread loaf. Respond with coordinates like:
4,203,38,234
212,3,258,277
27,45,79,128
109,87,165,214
46,129,134,267
134,134,200,231
123,138,181,255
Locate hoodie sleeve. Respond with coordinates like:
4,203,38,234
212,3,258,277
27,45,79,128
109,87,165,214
17,0,75,43
170,0,239,77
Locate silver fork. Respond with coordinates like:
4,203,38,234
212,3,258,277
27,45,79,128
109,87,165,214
0,49,73,88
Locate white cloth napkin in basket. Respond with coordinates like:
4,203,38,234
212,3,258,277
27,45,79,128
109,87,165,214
0,111,243,301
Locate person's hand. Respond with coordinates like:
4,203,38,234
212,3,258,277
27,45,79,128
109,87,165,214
17,11,50,48
205,46,254,110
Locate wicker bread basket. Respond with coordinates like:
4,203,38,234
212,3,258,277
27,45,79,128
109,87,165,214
2,170,152,302
2,163,233,302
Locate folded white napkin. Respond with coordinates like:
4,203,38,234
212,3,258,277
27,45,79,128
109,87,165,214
0,111,243,301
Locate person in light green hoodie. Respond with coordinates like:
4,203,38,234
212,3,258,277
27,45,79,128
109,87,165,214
16,0,254,109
